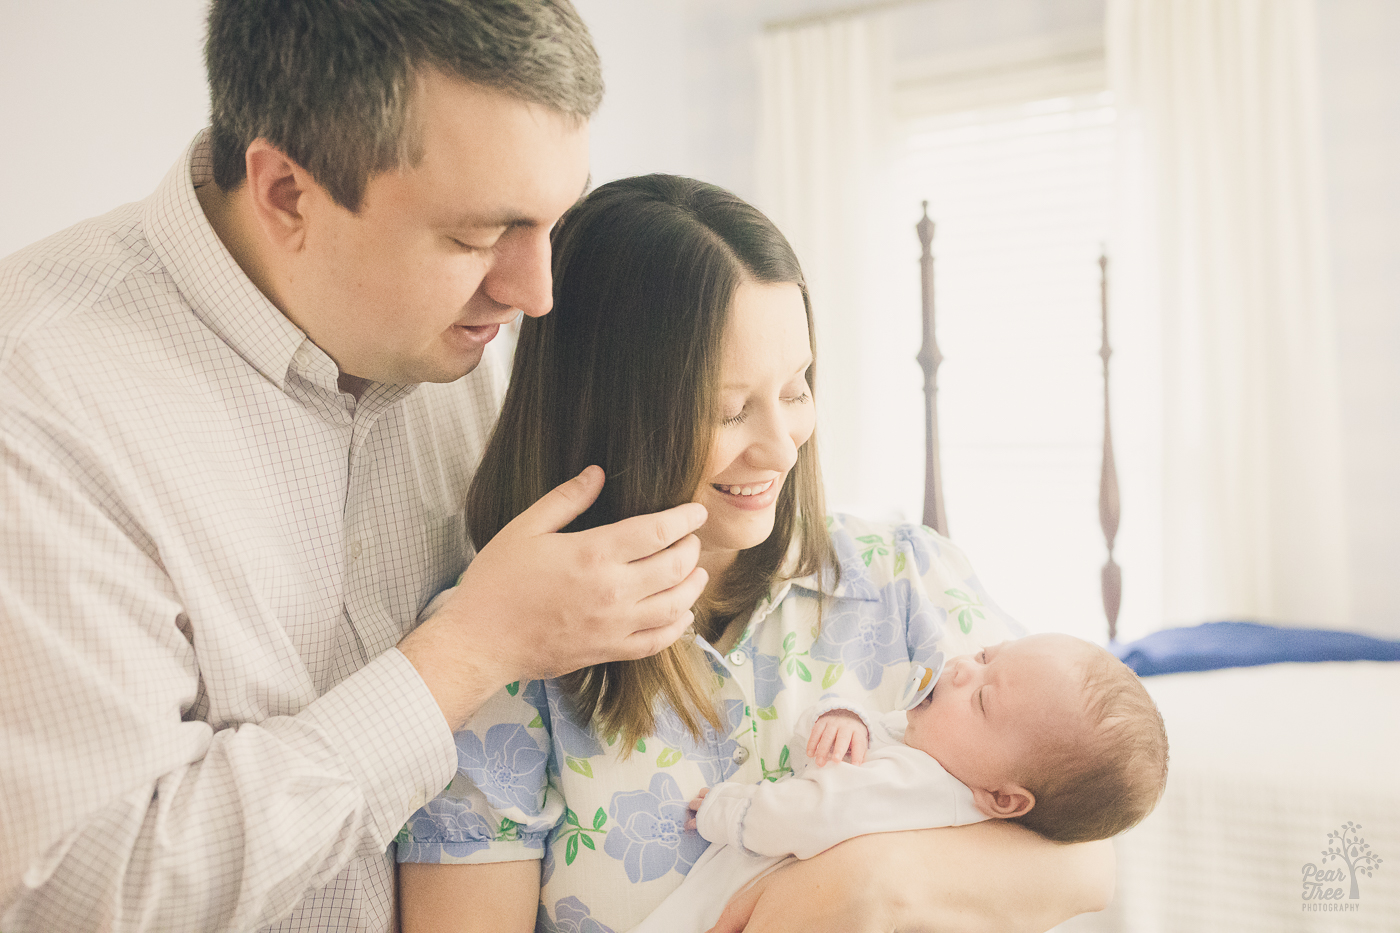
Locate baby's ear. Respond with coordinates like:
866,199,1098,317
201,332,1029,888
972,784,1034,820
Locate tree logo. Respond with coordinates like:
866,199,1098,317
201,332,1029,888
1301,822,1383,909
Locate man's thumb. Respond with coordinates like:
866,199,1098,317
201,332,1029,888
512,465,605,535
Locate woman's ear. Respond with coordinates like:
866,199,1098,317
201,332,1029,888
972,784,1035,820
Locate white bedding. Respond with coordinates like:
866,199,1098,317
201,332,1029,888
1058,661,1400,933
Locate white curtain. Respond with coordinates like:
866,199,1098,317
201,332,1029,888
1108,0,1352,627
755,16,908,519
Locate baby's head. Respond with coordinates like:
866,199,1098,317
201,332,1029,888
904,633,1168,843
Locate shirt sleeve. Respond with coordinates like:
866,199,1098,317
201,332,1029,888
396,673,564,864
695,748,987,859
0,409,458,931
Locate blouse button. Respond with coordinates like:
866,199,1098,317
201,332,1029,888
732,746,750,765
728,650,746,666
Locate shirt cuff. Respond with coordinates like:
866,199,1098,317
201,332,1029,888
300,647,457,847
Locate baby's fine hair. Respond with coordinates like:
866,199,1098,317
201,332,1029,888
1012,647,1169,844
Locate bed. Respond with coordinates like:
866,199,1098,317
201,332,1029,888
911,211,1400,932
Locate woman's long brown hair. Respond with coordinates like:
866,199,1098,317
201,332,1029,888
467,175,837,750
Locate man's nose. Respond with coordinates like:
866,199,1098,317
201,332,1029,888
484,228,553,318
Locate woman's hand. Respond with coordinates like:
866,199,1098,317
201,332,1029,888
705,822,1115,933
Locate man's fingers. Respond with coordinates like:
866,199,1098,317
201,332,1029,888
600,501,709,564
619,606,695,660
508,465,605,537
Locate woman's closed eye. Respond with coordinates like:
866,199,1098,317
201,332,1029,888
720,391,811,427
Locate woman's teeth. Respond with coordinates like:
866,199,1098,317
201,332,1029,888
713,479,774,497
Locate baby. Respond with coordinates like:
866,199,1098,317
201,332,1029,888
629,633,1168,933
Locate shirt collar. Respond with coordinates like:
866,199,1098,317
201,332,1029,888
141,131,339,393
775,521,883,606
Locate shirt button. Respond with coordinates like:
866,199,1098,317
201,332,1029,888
293,347,314,368
728,651,746,666
732,746,750,765
349,541,362,559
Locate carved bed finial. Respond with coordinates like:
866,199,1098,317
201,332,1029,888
916,201,948,537
1099,250,1122,641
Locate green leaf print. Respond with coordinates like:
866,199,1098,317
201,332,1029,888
893,551,907,576
558,808,606,867
657,747,684,768
505,681,519,696
782,631,797,652
856,534,890,566
564,808,580,827
779,745,790,769
945,589,987,634
566,756,594,778
580,834,596,851
528,714,543,729
496,817,519,841
635,739,647,753
793,660,811,682
822,663,845,689
756,705,779,721
593,807,607,830
566,833,579,865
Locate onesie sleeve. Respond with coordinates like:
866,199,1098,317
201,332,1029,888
694,747,986,859
396,643,563,864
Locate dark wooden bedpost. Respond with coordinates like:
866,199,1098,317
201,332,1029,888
917,202,949,537
1099,250,1122,641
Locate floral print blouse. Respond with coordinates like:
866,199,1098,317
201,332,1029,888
396,514,1022,932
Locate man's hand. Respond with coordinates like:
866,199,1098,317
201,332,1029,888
399,466,708,729
805,709,869,766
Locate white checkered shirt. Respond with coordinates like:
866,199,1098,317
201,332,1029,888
0,132,503,931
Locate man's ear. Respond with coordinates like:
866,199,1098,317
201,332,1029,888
972,784,1035,820
243,139,313,252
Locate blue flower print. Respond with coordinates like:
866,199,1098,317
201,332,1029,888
752,650,786,709
539,896,617,933
456,723,549,815
892,523,939,576
652,699,744,786
810,599,908,689
604,772,709,883
520,678,550,720
547,686,606,760
890,577,947,667
401,794,495,858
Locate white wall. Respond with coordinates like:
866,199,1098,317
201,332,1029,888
0,1,210,258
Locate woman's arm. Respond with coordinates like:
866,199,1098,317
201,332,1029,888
399,860,540,933
707,821,1114,933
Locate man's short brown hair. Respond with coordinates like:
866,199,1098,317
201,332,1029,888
205,0,603,211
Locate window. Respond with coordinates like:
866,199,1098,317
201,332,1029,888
895,91,1117,643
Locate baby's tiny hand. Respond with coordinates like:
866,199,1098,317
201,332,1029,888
806,709,870,767
685,787,709,831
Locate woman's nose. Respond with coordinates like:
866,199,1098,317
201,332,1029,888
746,409,801,471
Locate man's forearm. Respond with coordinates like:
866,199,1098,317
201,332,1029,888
3,649,456,932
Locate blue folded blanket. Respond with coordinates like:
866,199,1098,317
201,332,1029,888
1111,620,1400,677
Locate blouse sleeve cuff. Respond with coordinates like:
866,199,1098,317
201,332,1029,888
396,836,546,865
